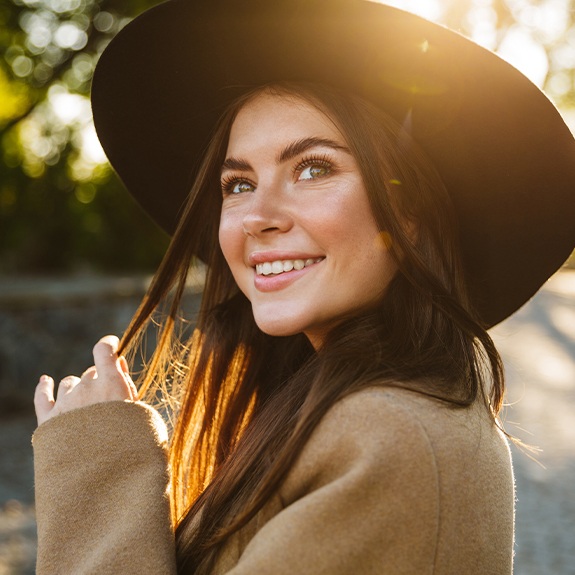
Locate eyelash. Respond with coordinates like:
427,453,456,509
293,154,333,178
220,173,253,196
220,154,335,195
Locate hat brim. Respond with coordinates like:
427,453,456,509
91,0,575,328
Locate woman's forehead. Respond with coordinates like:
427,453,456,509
233,91,329,126
227,91,344,154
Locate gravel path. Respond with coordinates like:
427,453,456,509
1,271,574,574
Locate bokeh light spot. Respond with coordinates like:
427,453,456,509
12,55,34,78
74,183,96,204
498,26,549,87
48,0,81,13
54,22,87,50
93,11,114,33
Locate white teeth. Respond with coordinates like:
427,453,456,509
255,257,323,276
271,261,284,274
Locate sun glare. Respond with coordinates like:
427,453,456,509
374,0,570,90
498,26,549,86
374,0,444,22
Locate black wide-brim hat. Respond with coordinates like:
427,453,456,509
91,0,575,328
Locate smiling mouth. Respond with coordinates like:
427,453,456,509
255,258,324,276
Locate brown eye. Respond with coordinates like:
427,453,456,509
233,181,255,194
299,163,330,180
222,179,255,195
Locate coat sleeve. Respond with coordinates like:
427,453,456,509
220,389,441,575
32,401,177,575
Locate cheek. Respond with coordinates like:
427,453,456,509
218,210,252,299
218,210,240,265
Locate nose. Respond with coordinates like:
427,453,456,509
242,186,293,237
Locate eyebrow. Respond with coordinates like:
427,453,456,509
221,137,350,174
221,157,251,173
276,137,350,163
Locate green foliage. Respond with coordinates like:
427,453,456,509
0,0,166,274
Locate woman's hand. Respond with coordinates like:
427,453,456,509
34,335,138,427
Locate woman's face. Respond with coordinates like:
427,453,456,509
219,92,397,347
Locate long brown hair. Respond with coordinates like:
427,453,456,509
119,82,504,574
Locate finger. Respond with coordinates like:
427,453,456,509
93,336,133,401
119,356,138,400
56,375,81,399
92,335,124,383
35,375,55,423
81,366,98,382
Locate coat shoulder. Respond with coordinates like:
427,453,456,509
281,386,446,504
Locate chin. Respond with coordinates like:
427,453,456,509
254,320,301,339
251,310,309,339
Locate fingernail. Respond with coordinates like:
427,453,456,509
119,356,129,373
39,374,50,383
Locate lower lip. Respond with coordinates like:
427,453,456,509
253,261,322,292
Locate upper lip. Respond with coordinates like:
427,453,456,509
247,251,325,267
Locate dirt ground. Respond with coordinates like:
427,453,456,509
1,270,574,574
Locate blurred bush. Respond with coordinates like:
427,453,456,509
0,0,168,274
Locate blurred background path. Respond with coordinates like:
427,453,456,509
491,270,575,574
0,270,574,574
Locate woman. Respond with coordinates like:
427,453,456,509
33,1,575,574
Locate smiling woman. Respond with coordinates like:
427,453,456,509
31,1,575,574
219,90,398,346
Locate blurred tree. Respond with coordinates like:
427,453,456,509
0,0,574,274
0,0,167,274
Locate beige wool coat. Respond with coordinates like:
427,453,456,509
33,386,515,574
